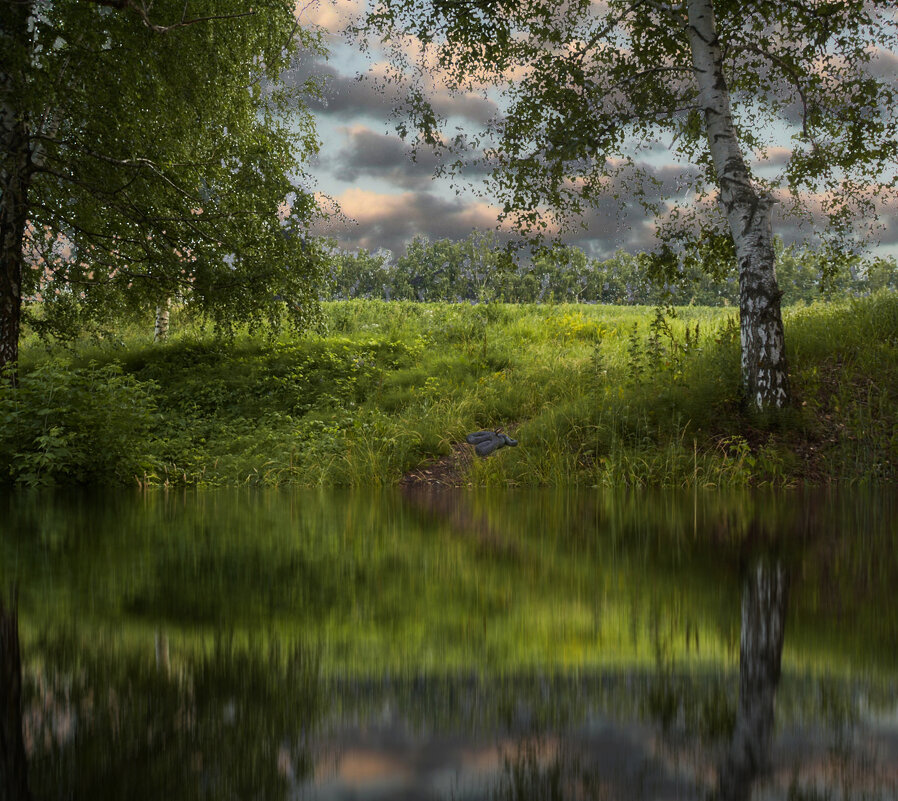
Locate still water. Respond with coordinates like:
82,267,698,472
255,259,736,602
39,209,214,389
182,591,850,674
1,488,897,800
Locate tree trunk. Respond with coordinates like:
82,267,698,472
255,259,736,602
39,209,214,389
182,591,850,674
0,1,32,381
0,593,31,801
715,561,789,801
154,297,171,342
686,0,791,410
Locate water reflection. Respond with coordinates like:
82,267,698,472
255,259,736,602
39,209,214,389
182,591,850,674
1,489,897,799
715,561,788,801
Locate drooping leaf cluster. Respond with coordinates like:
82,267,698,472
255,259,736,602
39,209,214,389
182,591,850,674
11,0,326,339
362,0,898,265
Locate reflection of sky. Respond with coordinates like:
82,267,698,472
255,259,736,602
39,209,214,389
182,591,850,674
298,704,898,800
293,2,898,262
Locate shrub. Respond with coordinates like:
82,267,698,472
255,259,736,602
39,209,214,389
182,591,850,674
0,361,157,485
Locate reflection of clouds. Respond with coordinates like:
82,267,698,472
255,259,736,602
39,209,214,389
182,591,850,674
304,711,898,801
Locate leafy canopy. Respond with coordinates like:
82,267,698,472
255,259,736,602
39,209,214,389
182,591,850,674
362,0,898,264
13,0,325,337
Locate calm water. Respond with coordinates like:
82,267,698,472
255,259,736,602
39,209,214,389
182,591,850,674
1,488,897,800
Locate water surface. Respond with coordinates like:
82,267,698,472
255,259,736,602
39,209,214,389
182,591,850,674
2,489,897,799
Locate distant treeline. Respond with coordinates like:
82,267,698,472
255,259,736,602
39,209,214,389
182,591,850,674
325,233,898,306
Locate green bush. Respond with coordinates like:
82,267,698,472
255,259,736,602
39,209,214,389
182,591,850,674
0,361,157,485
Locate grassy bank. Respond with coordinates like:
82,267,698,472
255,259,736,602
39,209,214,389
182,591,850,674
3,293,898,487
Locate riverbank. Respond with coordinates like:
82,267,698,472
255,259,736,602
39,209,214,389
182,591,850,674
3,293,897,487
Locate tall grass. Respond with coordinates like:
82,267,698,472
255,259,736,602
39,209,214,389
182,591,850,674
4,293,897,487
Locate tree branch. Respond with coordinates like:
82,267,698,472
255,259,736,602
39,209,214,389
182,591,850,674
84,1,256,34
734,43,817,144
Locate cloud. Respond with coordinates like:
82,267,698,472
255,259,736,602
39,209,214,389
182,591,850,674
284,50,499,125
311,188,515,254
752,147,793,168
295,0,363,32
311,178,669,258
329,125,493,189
332,126,442,189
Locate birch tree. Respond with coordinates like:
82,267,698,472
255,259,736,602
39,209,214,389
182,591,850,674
363,0,898,409
1,0,324,376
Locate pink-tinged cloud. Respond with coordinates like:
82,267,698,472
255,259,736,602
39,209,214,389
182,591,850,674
295,0,363,33
310,187,519,254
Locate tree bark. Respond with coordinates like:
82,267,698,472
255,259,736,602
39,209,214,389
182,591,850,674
715,560,789,801
154,297,171,342
686,0,791,410
0,593,31,801
0,0,32,381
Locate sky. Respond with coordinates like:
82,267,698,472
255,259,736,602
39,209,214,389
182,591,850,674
291,1,898,262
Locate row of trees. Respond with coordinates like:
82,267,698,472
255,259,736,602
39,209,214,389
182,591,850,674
327,233,898,306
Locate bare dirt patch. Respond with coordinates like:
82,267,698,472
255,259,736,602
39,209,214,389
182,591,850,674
400,442,474,488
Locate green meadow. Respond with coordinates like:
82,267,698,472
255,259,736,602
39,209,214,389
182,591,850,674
4,292,898,488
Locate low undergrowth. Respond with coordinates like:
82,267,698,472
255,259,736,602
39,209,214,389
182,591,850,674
3,293,897,487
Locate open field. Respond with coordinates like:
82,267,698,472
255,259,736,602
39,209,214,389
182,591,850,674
3,293,898,487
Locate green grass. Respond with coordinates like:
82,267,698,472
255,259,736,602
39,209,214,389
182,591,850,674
4,293,898,487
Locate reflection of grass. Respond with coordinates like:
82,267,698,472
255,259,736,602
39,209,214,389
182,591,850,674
9,292,898,487
5,489,898,681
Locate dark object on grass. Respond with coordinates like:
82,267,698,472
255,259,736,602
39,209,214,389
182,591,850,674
466,430,519,457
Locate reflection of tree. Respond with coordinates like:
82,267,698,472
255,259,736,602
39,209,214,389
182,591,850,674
715,561,789,801
1,593,31,801
25,632,321,801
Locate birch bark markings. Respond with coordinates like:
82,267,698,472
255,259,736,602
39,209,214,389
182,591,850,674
686,0,791,409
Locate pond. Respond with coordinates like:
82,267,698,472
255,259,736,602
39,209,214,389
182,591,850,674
1,488,897,800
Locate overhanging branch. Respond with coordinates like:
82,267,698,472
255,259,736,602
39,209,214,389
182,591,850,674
84,0,256,34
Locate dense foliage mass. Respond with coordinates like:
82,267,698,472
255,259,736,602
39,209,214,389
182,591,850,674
326,234,898,306
1,0,324,372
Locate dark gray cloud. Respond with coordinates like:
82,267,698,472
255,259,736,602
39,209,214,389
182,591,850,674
332,128,443,189
311,158,714,258
330,126,492,189
283,51,498,124
310,189,511,256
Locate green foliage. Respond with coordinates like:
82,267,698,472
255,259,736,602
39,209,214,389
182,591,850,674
362,0,897,254
8,0,326,347
325,233,898,307
0,362,157,485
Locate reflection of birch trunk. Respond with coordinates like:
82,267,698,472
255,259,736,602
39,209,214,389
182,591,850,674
716,561,789,801
154,297,170,342
0,593,31,801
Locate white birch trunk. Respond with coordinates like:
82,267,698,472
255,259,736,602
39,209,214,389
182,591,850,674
154,297,170,342
686,0,791,410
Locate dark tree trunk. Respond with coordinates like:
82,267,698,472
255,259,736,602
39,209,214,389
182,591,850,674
0,593,31,801
715,561,789,801
0,0,32,380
